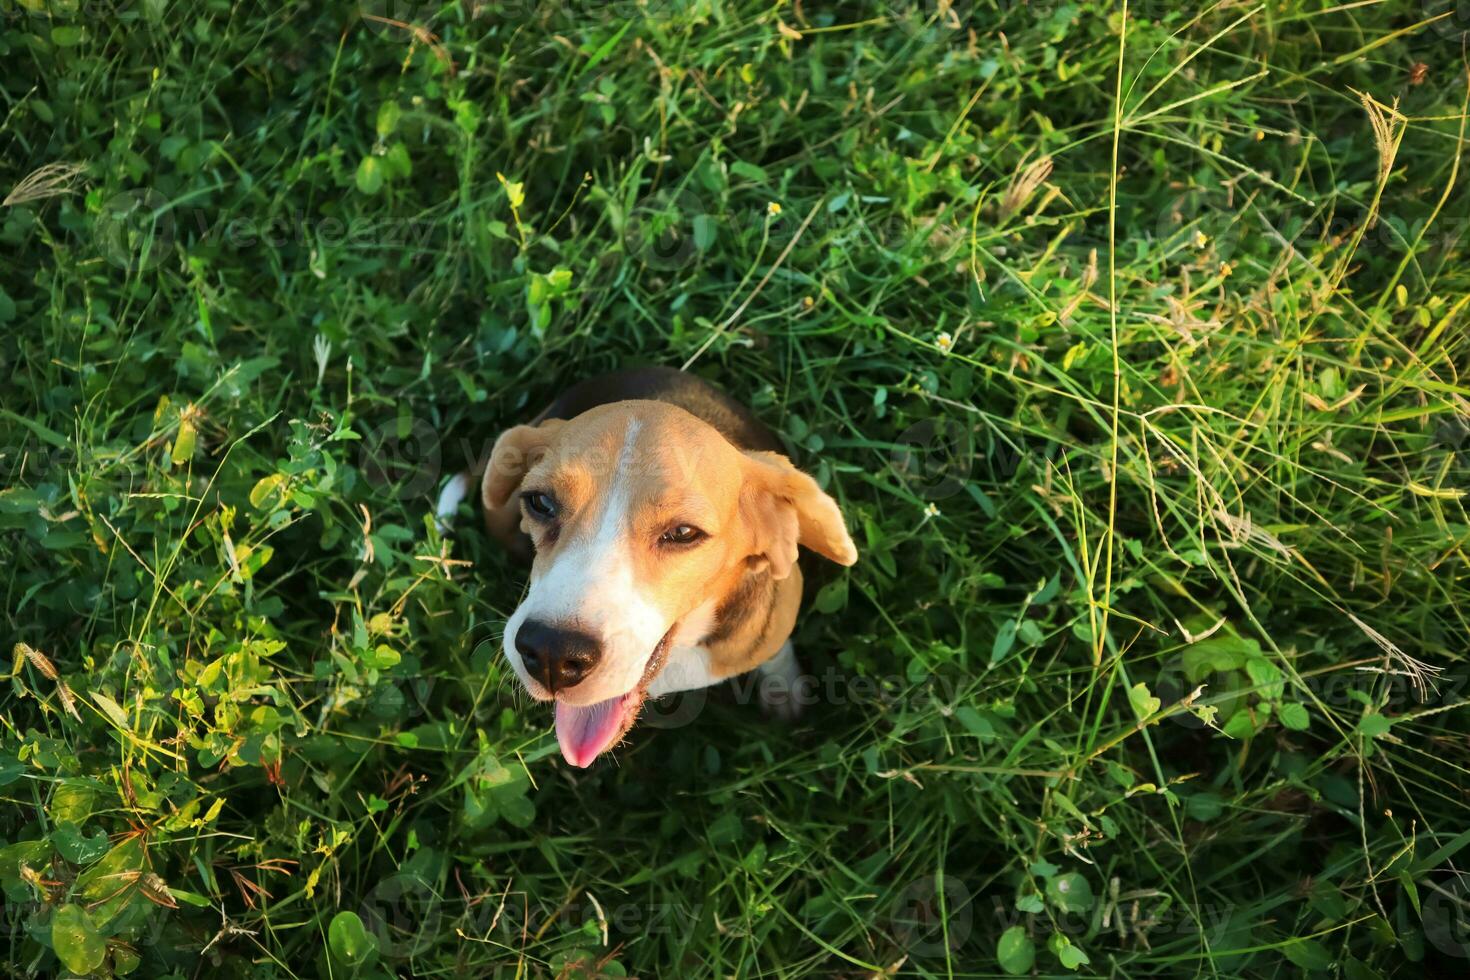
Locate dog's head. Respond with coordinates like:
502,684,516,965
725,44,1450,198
482,401,856,767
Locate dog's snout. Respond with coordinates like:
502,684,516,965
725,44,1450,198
515,619,602,693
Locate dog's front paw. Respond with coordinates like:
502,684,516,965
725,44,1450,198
755,641,804,722
759,680,804,722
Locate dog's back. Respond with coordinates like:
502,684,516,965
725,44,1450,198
439,367,783,559
533,367,782,454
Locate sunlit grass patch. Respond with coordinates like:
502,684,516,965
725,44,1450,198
1,1,1468,976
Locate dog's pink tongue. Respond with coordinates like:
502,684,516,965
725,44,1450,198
555,695,631,768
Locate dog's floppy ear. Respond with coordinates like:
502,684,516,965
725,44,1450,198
740,450,858,580
482,420,565,509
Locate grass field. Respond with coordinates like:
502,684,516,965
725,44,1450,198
3,0,1470,976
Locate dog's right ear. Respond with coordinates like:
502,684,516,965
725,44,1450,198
482,420,565,509
739,450,858,580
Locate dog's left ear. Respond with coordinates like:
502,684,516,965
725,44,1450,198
482,420,565,509
740,450,858,579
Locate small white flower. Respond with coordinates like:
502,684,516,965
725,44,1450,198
923,502,941,520
935,331,954,354
767,201,782,217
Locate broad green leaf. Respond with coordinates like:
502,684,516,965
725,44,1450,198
954,706,994,738
170,419,196,464
1360,714,1393,738
49,780,99,824
1186,792,1224,822
1048,931,1090,970
1045,872,1093,913
113,945,141,974
1015,892,1044,913
812,576,847,613
91,692,130,730
51,904,106,975
497,791,535,829
52,822,110,865
996,925,1035,975
1280,937,1332,970
1246,655,1285,700
1222,710,1257,739
1105,760,1136,788
1181,635,1253,681
693,213,717,251
384,141,412,179
1343,958,1385,980
0,752,23,788
730,160,769,182
376,101,401,136
328,910,378,967
991,619,1017,665
249,473,284,508
1017,618,1044,646
1128,681,1160,720
77,837,146,925
0,840,52,886
367,645,400,669
1057,941,1090,969
1279,702,1311,731
356,156,384,195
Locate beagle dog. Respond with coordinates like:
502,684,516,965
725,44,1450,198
436,367,857,768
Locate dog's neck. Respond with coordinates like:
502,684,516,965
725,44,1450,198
702,564,804,680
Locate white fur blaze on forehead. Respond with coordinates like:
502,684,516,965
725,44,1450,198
505,419,672,707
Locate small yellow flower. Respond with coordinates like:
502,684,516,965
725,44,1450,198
1193,229,1209,249
767,201,782,217
802,295,815,309
935,331,954,353
1220,261,1233,277
1254,130,1265,141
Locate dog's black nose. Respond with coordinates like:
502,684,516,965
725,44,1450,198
515,620,601,693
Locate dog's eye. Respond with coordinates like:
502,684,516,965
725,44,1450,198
522,491,558,519
660,524,705,546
